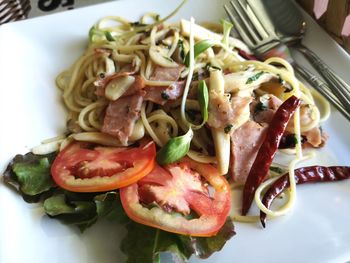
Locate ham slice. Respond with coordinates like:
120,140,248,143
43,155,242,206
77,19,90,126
253,95,282,124
101,93,143,145
303,126,326,148
144,81,185,105
224,70,275,93
230,120,268,183
208,92,252,130
150,65,184,81
143,65,185,104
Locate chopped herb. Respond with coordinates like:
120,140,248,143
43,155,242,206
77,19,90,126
246,71,264,84
205,63,221,71
255,102,268,112
293,135,299,145
283,84,293,93
224,124,233,134
161,91,170,100
269,166,284,174
178,39,185,61
277,74,285,85
279,134,307,149
104,31,115,41
129,21,147,27
192,72,199,81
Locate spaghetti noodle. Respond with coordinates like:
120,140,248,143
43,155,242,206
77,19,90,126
50,6,331,224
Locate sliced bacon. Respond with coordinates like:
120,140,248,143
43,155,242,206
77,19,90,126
230,121,268,183
101,93,143,145
207,92,252,129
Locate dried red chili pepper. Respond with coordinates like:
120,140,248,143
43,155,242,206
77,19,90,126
237,48,258,61
241,95,301,215
260,166,350,227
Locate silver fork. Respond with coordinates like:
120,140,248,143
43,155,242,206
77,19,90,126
224,0,350,121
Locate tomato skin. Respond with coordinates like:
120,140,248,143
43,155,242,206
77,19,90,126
51,141,156,192
120,158,231,237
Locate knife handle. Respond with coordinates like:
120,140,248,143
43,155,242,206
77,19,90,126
293,62,350,122
295,44,350,109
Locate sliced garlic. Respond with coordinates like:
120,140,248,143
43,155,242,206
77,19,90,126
149,45,178,68
129,119,145,142
105,75,135,101
105,57,116,75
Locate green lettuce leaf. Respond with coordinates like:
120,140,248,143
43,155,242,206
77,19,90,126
43,191,128,232
3,151,236,261
44,194,98,232
179,218,236,259
120,218,235,262
121,221,192,263
3,152,57,202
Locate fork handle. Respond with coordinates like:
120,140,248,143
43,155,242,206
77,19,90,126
295,43,350,108
293,62,350,122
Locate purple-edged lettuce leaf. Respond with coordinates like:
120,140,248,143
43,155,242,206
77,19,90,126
179,219,236,259
43,191,128,232
3,152,57,202
3,151,236,261
120,218,235,262
121,221,193,263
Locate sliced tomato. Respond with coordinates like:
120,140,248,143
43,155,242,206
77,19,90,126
120,158,231,237
51,141,156,192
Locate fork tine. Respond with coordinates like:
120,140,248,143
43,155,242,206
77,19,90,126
237,0,269,39
229,0,261,43
224,4,255,48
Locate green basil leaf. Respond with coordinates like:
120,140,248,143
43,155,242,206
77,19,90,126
246,71,264,84
221,19,233,45
156,127,193,165
184,39,217,67
198,80,209,125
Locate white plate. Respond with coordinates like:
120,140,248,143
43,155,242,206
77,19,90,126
0,0,349,262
